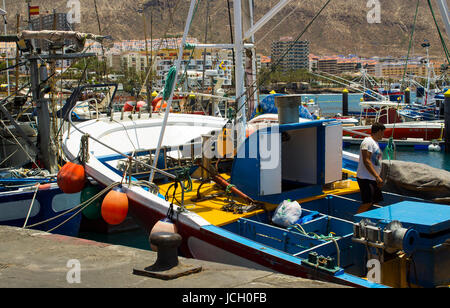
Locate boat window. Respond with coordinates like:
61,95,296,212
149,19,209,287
0,199,41,222
52,192,81,213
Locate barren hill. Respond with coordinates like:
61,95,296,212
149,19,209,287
5,0,450,58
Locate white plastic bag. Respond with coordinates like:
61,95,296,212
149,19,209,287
272,199,302,228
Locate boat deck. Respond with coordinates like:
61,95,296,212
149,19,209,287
158,174,360,227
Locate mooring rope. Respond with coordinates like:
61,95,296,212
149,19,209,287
24,182,121,231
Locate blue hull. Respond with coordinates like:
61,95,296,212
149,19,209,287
0,184,82,237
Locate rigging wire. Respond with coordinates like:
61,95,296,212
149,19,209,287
233,0,334,119
426,0,450,64
93,0,107,82
400,0,420,91
255,0,300,46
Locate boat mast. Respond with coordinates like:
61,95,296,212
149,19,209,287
233,0,247,145
424,42,431,106
2,0,10,96
243,0,258,120
234,0,295,139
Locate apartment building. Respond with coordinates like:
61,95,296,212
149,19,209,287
155,56,233,89
271,37,310,72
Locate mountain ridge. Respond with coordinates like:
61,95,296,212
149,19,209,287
5,0,450,59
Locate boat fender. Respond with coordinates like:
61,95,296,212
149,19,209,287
150,217,178,251
57,162,86,194
101,186,129,225
81,185,103,220
272,200,302,228
428,143,441,152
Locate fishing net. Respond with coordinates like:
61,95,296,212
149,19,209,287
382,137,396,161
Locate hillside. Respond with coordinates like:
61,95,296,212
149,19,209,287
5,0,450,58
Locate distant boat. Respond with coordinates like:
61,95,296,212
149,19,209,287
363,83,404,103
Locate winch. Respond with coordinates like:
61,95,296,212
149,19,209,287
352,219,419,255
353,201,450,288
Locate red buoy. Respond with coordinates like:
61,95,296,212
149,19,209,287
136,101,147,111
57,162,86,194
123,101,136,112
101,187,129,225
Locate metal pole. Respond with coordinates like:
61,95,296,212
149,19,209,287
31,58,58,173
200,0,209,114
405,87,411,105
445,89,450,153
148,9,153,116
342,88,349,116
243,0,257,120
149,0,198,183
142,6,151,114
15,14,19,93
234,0,247,146
3,0,10,96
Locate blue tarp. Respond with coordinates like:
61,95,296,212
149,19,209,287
251,94,314,120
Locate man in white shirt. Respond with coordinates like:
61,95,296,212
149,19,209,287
356,122,386,214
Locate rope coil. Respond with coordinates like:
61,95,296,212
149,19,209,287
79,133,90,165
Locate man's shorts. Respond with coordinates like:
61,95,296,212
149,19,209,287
357,178,384,204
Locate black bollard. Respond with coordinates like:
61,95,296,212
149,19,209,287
405,88,411,105
445,90,450,154
150,232,182,270
342,88,349,116
133,231,202,280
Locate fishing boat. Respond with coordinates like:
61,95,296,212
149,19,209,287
363,83,404,103
343,99,445,143
343,120,444,142
62,96,449,288
0,180,83,237
60,0,449,288
0,103,84,237
0,27,112,236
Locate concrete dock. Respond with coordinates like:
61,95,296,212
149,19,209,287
0,226,347,288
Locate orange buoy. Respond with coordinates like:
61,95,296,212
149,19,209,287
150,218,177,251
154,101,173,113
101,187,129,225
57,162,86,194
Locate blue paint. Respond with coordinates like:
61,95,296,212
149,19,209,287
231,119,337,203
0,186,82,237
354,201,450,234
354,201,450,287
203,210,385,288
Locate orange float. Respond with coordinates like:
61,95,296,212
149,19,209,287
154,101,173,113
101,187,129,225
57,162,86,194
